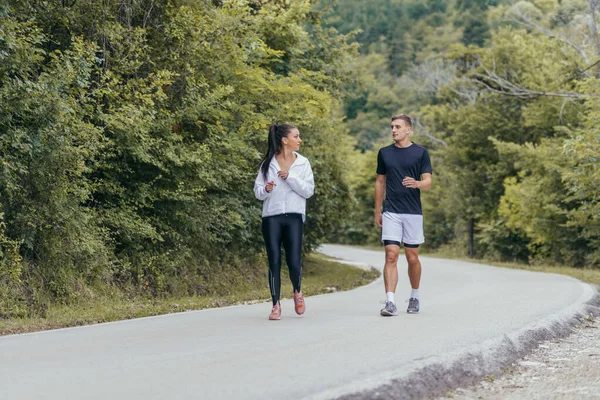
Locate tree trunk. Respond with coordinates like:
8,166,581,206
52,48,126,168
590,0,600,77
468,218,474,258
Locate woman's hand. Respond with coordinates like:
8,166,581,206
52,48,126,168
277,170,289,180
265,181,276,193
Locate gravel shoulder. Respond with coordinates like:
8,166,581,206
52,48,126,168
440,302,600,400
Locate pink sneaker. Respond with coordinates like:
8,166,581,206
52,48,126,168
268,302,281,320
293,291,305,315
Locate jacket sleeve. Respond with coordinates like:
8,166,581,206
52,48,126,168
286,161,314,199
254,167,271,201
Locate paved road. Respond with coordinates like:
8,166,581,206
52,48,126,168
0,245,595,400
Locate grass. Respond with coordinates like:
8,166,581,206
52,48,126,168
423,249,600,286
345,243,600,286
0,253,379,336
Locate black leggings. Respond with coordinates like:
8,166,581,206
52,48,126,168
262,213,304,305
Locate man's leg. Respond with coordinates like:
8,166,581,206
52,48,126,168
404,247,421,290
384,244,400,293
380,242,400,316
400,213,424,313
404,246,421,313
381,212,403,316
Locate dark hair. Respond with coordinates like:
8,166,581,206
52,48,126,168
260,123,297,180
391,114,412,128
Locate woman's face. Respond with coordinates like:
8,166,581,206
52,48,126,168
283,128,302,151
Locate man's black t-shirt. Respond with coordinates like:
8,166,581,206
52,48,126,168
376,143,432,215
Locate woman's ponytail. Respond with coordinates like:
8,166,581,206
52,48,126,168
259,123,296,180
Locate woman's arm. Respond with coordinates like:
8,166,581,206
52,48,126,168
253,168,272,200
286,162,314,199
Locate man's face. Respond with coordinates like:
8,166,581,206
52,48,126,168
391,119,411,142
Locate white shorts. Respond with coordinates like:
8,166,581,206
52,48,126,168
381,212,424,246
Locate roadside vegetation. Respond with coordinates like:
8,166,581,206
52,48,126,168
427,249,600,286
0,1,359,321
0,254,378,335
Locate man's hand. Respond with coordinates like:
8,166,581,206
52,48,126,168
265,181,276,192
402,176,420,189
375,212,382,227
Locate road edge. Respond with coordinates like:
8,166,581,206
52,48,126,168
320,282,599,400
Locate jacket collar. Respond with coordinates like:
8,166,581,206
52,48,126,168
271,152,308,167
292,152,308,166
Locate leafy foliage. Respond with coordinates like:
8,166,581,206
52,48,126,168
0,0,358,317
326,0,600,268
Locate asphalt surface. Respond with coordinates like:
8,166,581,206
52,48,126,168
0,244,596,400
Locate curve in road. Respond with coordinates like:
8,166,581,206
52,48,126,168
0,244,596,400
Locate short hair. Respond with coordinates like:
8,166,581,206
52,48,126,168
391,114,412,128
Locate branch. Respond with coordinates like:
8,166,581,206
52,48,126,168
447,82,478,104
413,117,448,148
505,9,589,63
564,58,600,82
559,98,575,122
471,73,590,99
470,62,596,99
143,1,155,28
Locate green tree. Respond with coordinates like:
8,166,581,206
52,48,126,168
0,0,360,316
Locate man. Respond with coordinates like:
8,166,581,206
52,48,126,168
375,114,432,316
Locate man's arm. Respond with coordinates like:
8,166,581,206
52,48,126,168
374,174,386,227
417,172,432,190
402,173,432,190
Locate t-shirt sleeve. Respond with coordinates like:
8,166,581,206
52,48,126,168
421,149,432,175
376,149,386,175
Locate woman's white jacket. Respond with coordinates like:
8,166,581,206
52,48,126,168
254,153,314,221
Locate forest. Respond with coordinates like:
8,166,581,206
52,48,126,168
1,0,599,319
327,0,600,268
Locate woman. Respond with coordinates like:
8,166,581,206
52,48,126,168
254,124,315,320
